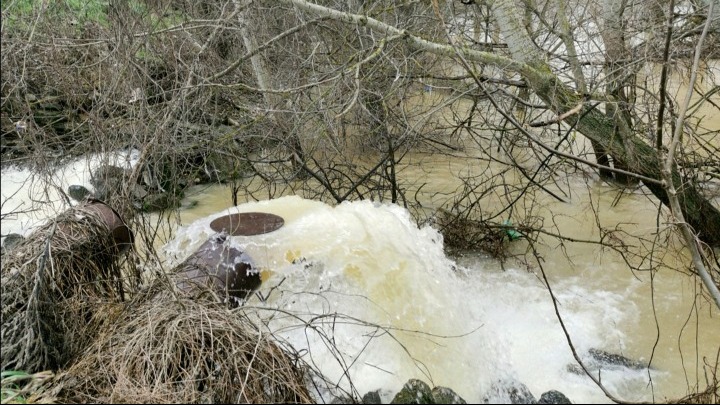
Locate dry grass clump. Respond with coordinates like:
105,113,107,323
45,279,314,404
1,202,131,374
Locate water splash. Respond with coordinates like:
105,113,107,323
165,196,657,403
1,150,139,241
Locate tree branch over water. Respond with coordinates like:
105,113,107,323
661,1,720,309
275,0,720,248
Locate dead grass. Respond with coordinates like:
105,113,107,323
42,280,313,404
1,202,130,373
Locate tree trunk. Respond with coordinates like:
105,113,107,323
600,0,638,185
556,0,614,180
492,0,720,246
236,1,306,174
274,0,720,247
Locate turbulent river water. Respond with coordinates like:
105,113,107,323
6,161,717,403
162,171,718,404
1,64,718,403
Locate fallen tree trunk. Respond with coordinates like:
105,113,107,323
570,105,720,247
274,0,720,248
491,1,720,247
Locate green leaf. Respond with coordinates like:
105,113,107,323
1,371,29,378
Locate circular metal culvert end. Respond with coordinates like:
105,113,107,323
209,212,285,236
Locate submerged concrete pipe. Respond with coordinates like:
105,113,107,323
172,212,286,305
173,233,261,305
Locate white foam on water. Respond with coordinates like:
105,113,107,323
0,159,666,403
0,149,139,241
165,196,659,403
0,157,674,403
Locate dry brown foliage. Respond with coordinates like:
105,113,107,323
433,208,510,258
43,282,314,404
1,202,131,373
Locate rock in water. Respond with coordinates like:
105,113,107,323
538,390,572,404
391,379,434,404
68,184,92,201
431,386,467,404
